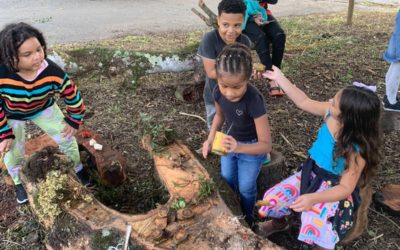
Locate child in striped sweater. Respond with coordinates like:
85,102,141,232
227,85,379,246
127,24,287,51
0,22,89,204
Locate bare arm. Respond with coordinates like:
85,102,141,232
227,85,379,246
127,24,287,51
290,153,365,212
263,66,330,116
312,153,365,202
202,58,217,80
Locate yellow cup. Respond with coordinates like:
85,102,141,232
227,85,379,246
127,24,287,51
211,131,228,156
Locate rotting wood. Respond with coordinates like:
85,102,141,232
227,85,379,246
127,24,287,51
75,128,127,187
20,133,282,249
21,128,127,187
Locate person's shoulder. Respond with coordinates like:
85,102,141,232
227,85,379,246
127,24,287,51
245,84,267,115
0,64,8,77
198,29,220,59
245,84,266,105
201,29,218,44
239,33,252,47
247,84,264,99
45,58,67,76
213,85,222,100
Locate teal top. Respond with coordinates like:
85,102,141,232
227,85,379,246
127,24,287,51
308,119,346,176
242,0,268,30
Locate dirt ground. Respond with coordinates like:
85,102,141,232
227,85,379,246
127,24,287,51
1,10,400,249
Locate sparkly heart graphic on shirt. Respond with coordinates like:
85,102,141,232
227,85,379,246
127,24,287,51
236,109,243,116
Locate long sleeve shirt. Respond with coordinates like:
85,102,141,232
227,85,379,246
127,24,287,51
0,58,85,141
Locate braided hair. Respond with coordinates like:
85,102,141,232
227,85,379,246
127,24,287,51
215,43,253,81
0,22,47,72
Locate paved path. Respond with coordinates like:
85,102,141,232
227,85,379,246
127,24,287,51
0,0,397,45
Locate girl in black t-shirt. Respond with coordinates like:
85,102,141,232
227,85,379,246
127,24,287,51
202,43,272,227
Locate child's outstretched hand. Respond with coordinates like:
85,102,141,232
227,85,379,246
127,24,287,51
62,124,77,139
254,14,263,26
0,139,13,154
223,135,238,153
262,65,285,82
290,194,315,212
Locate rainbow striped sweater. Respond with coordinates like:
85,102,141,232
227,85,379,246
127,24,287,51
0,59,85,141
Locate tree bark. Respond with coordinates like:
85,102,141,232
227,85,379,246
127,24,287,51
347,0,355,26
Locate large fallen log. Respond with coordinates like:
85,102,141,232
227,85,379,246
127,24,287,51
20,134,282,249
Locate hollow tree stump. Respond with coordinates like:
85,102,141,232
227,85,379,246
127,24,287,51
175,58,205,103
257,150,286,199
22,128,127,187
381,111,400,132
373,184,400,218
175,82,204,103
21,134,282,249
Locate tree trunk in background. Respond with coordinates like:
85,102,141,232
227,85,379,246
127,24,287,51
347,0,355,25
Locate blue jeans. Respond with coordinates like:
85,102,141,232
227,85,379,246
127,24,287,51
220,142,265,226
203,78,217,129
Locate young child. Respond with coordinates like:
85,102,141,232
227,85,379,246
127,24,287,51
243,0,286,96
382,9,400,111
197,0,251,129
202,43,272,227
0,22,89,204
258,66,381,249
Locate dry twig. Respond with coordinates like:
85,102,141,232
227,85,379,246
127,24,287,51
369,208,400,230
179,112,206,123
279,132,294,149
368,233,384,242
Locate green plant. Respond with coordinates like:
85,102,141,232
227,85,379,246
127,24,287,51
35,170,69,224
198,176,215,200
171,197,186,210
139,113,175,152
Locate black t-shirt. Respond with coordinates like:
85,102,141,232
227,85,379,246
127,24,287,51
213,84,267,141
197,29,252,90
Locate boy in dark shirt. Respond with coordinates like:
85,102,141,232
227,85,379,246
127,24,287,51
197,0,251,129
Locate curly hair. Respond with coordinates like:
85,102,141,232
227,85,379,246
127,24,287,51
335,85,381,187
215,43,253,81
217,0,246,16
0,22,47,72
